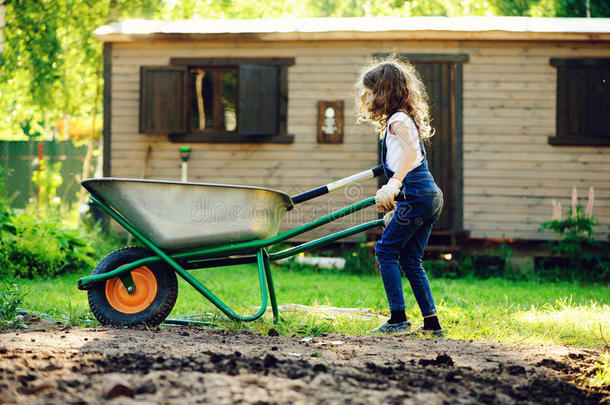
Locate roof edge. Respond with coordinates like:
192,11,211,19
95,30,610,43
94,17,610,43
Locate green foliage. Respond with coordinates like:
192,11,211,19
424,258,464,279
31,158,63,216
541,205,597,242
3,0,63,113
0,211,97,278
290,234,606,283
0,168,15,234
0,284,28,328
539,206,610,283
423,246,520,280
0,169,122,279
0,0,164,140
342,236,376,275
0,210,124,279
159,0,494,19
525,0,610,17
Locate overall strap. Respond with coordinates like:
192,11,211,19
380,129,393,180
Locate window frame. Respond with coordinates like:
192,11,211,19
169,57,294,144
549,58,610,146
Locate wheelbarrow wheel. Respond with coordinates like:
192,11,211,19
88,246,178,327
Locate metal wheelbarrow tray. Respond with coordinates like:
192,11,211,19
78,166,386,326
81,179,293,250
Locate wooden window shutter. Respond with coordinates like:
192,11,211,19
556,65,610,140
139,66,187,134
586,67,610,139
565,66,587,138
555,66,568,139
550,58,610,145
238,65,279,135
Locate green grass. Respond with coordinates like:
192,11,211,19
2,263,608,351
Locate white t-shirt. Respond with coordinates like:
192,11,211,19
384,111,424,173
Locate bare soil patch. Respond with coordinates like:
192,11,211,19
0,322,607,404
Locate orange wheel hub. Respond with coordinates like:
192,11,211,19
105,267,158,314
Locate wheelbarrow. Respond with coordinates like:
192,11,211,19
77,166,387,326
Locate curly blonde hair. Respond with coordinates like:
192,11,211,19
356,55,434,140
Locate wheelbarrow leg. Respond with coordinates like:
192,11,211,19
261,249,279,324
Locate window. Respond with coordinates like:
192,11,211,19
189,67,237,133
139,58,294,143
549,58,610,146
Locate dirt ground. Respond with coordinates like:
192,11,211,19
0,321,608,404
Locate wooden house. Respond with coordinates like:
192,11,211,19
95,16,610,250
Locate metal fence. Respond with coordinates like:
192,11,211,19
0,140,97,209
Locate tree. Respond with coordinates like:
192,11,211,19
0,0,163,140
0,1,5,55
156,0,495,19
553,0,610,17
491,0,610,17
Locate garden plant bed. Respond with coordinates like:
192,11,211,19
0,322,607,404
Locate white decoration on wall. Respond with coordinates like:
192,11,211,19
322,107,337,135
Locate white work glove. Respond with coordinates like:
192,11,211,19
375,178,402,213
383,210,395,227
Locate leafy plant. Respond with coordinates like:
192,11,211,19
538,188,609,283
0,169,120,279
0,168,16,235
541,205,598,253
0,211,97,278
0,285,28,328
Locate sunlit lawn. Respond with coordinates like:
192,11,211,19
3,263,609,351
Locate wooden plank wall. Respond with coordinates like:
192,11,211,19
461,42,610,241
110,39,610,241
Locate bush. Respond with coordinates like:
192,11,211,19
0,284,28,328
539,205,610,283
0,168,123,279
342,236,377,275
0,211,97,278
424,242,517,280
423,258,463,278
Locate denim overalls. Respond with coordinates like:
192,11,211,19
375,119,444,316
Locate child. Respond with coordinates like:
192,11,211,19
357,57,445,336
